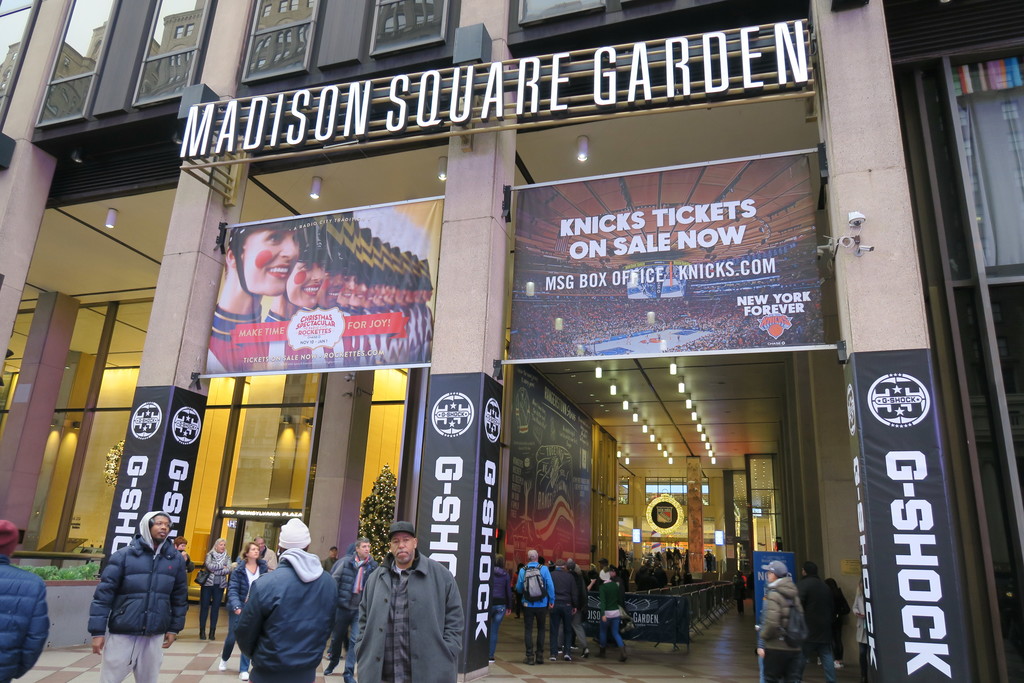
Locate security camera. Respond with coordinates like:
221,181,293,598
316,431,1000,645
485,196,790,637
848,211,866,229
856,245,875,256
837,235,857,249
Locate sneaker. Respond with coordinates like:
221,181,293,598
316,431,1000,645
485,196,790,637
218,659,228,671
524,656,534,665
549,655,557,661
239,674,249,682
564,654,572,662
835,661,845,669
324,666,335,676
582,649,590,658
488,658,495,664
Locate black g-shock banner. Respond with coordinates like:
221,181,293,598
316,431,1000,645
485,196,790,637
418,372,502,677
102,385,206,558
848,349,969,682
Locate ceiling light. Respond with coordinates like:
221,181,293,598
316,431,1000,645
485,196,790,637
642,422,648,433
691,410,697,421
685,398,693,409
657,443,663,451
701,433,708,442
610,383,617,396
678,381,685,393
669,362,677,375
632,411,639,422
617,450,622,458
576,135,589,162
309,175,322,199
624,457,630,465
104,208,118,229
668,457,674,465
437,156,448,181
622,398,629,410
70,148,84,164
697,423,704,432
710,455,716,464
649,433,655,442
705,442,711,450
595,366,602,379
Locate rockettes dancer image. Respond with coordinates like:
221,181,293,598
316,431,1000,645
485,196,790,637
207,224,298,374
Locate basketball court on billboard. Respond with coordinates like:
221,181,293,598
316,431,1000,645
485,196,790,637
591,329,710,356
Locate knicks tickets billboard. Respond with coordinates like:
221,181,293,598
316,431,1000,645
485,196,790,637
508,153,825,361
206,198,442,377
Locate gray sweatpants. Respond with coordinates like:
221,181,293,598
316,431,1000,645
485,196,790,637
99,632,165,683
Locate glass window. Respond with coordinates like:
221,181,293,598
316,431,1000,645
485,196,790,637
135,0,210,106
371,0,447,56
0,0,33,123
38,0,116,124
953,57,1024,272
617,476,629,505
244,0,316,80
520,0,604,25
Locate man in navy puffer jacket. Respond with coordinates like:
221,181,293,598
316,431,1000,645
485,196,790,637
0,519,48,683
88,510,188,683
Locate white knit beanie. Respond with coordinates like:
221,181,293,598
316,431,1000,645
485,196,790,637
278,518,311,549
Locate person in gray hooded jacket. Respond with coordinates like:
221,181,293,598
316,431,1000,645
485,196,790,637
88,510,188,683
235,518,336,683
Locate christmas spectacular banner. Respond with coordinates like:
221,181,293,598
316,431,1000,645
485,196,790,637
506,365,592,566
509,154,824,361
206,199,442,376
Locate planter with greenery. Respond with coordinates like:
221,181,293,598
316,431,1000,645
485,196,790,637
20,563,100,648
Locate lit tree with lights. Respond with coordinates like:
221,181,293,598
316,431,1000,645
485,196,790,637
358,464,397,561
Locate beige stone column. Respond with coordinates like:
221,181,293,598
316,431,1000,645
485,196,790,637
429,3,514,377
812,0,929,351
0,293,78,527
0,0,71,363
136,3,253,389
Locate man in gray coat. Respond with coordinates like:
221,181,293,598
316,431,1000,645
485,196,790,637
356,521,463,683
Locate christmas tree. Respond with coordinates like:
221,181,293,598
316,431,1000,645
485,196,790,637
358,464,397,561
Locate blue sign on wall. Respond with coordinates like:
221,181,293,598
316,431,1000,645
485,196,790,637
752,551,795,622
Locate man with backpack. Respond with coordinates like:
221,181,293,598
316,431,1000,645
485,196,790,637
516,549,555,665
756,560,805,683
797,561,837,683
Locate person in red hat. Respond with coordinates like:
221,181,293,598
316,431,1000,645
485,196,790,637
0,519,49,683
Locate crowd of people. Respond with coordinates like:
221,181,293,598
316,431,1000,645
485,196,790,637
1,514,868,683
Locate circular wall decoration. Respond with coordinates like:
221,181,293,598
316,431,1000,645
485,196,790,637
646,494,686,536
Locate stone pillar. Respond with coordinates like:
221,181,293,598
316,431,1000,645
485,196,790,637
0,293,79,527
812,2,973,679
0,0,69,357
686,456,703,575
412,4,515,678
307,371,373,553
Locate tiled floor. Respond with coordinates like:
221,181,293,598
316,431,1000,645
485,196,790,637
26,601,862,681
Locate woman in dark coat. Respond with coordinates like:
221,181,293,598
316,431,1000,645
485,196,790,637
826,577,851,668
219,541,268,679
488,554,514,662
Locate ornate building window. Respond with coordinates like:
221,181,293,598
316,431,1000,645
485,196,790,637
135,0,210,106
371,0,447,56
244,0,317,80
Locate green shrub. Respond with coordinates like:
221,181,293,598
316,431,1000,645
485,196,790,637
19,563,100,581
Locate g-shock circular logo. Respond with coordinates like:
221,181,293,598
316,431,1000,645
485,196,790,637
847,384,857,435
483,397,501,443
431,392,474,438
171,406,202,445
867,373,931,428
131,402,162,440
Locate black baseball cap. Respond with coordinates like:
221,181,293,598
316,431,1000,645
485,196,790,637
389,521,416,539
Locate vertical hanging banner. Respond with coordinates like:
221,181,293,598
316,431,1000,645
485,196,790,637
848,349,969,682
206,198,442,377
102,385,206,557
506,365,592,566
418,372,502,677
509,153,826,361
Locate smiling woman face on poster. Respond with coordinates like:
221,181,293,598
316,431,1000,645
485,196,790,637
221,226,299,314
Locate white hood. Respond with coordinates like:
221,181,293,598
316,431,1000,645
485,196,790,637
279,548,325,582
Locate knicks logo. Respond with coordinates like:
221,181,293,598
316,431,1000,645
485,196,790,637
759,315,793,339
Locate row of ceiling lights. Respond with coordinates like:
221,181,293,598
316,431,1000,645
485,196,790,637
599,362,715,467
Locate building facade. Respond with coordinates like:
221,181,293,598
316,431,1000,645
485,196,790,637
0,0,1021,680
